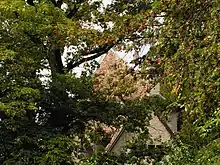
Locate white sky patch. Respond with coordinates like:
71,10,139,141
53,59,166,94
117,45,150,62
81,21,104,32
102,0,112,7
38,59,51,85
69,0,114,76
61,3,68,11
155,12,165,24
40,0,150,79
71,44,151,77
81,20,114,32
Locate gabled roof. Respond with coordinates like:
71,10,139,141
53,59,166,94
105,127,125,152
105,115,174,153
94,50,151,100
96,50,126,74
94,50,175,152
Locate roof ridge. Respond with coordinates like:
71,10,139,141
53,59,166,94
99,50,127,64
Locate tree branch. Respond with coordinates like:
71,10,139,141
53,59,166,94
27,0,35,6
66,43,115,71
50,0,63,8
24,31,42,44
67,6,80,19
57,0,63,8
66,0,86,19
50,0,57,7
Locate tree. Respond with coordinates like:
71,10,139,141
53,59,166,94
152,0,220,164
1,0,219,164
0,0,164,164
84,0,220,164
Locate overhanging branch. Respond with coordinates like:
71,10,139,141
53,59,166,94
66,0,86,19
66,43,115,71
50,0,63,8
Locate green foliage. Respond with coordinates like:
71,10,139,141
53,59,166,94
152,0,220,164
0,118,77,165
0,0,162,164
0,0,219,164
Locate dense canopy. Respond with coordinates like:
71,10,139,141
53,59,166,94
0,0,219,164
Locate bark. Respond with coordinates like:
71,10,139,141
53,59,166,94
48,47,64,77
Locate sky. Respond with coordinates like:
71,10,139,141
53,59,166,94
71,0,150,75
71,44,150,76
103,0,112,6
40,0,150,81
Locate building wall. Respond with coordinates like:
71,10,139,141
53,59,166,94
150,83,160,95
148,116,171,144
167,111,179,133
99,52,177,154
110,115,172,153
111,131,134,153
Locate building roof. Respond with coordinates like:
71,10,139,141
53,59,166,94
95,50,125,74
94,50,151,100
94,50,175,152
105,115,174,152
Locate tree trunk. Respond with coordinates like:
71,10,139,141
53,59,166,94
48,46,64,77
